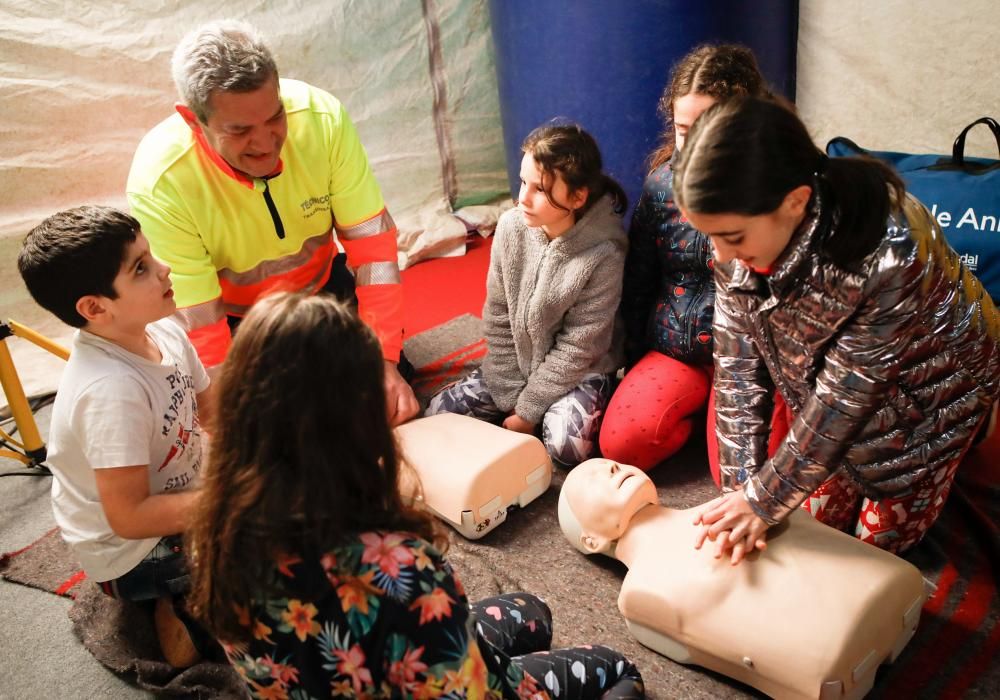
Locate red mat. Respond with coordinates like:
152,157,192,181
872,433,1000,698
401,234,491,339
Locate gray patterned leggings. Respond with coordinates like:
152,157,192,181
425,368,613,468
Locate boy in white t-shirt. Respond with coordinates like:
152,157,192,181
18,206,212,666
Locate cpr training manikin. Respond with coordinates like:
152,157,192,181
559,458,927,700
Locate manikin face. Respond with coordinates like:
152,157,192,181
96,233,176,332
562,458,659,552
681,185,813,272
673,92,717,153
192,74,288,178
517,151,587,240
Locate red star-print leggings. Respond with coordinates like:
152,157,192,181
599,351,712,470
800,462,961,554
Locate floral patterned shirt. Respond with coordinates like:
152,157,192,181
223,532,543,699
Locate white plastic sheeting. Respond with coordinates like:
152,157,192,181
0,0,508,259
1,0,509,404
798,0,999,159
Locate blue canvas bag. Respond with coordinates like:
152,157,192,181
827,117,1000,302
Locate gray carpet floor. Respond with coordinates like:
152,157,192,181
0,403,154,699
0,400,773,699
7,318,992,697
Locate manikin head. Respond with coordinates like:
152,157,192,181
558,458,659,556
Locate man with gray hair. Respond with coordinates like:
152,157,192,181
127,20,418,425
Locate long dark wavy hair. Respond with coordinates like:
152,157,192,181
186,292,442,642
649,43,770,171
674,96,906,266
522,123,628,217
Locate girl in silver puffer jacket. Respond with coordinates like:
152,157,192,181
674,96,999,563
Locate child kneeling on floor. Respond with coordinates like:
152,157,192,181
186,291,645,698
18,206,212,667
426,123,628,468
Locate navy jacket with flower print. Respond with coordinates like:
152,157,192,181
620,158,715,368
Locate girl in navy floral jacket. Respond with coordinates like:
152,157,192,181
600,44,772,474
186,292,644,699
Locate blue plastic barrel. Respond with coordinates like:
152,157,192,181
488,0,798,215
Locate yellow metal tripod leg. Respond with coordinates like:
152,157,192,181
0,320,70,467
8,320,69,361
0,335,47,465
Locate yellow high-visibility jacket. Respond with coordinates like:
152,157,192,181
127,79,402,366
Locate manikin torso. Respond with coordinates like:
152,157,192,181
396,413,552,538
611,505,925,700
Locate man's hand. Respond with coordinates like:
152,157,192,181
384,359,419,427
502,413,535,434
692,489,770,565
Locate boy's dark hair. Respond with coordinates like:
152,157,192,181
674,96,906,266
18,206,140,328
650,43,770,171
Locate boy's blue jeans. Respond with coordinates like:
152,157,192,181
98,535,189,601
98,535,217,658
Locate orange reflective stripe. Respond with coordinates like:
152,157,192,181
218,232,335,313
188,317,232,367
218,231,334,288
335,210,401,358
356,261,401,286
340,230,397,267
357,283,404,361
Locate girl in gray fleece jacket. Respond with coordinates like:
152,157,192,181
427,124,628,468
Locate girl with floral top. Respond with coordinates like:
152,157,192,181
186,292,645,699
